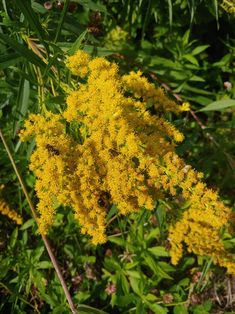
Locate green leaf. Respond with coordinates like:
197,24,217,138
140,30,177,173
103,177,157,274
189,75,205,82
37,261,53,269
77,0,107,12
31,1,48,14
108,235,125,247
15,0,47,49
54,0,70,43
119,272,130,294
84,45,114,57
0,53,23,69
142,252,172,279
191,45,209,56
167,0,173,27
9,227,18,249
146,301,168,314
20,218,35,230
68,30,88,56
0,34,45,68
148,246,169,257
129,276,143,296
183,54,199,66
33,246,44,261
126,270,141,279
14,77,30,135
174,305,189,314
199,99,235,112
77,304,109,314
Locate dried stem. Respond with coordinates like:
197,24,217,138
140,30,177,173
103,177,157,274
0,129,78,314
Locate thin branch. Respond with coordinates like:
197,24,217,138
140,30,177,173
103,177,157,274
0,129,78,314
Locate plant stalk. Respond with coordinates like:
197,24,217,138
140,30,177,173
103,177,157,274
0,129,78,314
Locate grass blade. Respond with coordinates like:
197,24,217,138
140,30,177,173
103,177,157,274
15,0,48,52
0,53,23,69
54,0,70,43
0,34,45,68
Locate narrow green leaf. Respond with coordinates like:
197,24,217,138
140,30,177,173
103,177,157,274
167,0,173,27
68,30,88,56
213,0,219,29
20,218,35,230
183,54,199,66
141,0,152,39
129,276,142,296
148,246,169,257
14,77,30,136
37,261,53,269
146,301,168,314
77,0,107,12
0,53,23,69
9,227,18,249
199,99,235,112
77,304,108,314
183,84,213,95
15,0,47,50
108,235,125,246
84,45,114,57
54,0,70,43
191,45,209,56
0,34,45,68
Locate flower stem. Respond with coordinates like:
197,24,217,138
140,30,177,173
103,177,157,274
0,129,78,314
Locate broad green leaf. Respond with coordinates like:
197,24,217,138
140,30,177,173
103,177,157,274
199,99,235,111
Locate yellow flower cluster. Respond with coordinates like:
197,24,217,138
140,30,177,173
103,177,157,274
20,50,235,274
122,71,184,114
0,199,22,225
105,26,129,49
221,0,235,13
65,50,91,77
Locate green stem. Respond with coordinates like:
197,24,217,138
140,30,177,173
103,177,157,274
0,129,78,314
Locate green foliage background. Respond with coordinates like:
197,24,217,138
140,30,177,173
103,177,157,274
0,1,235,313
